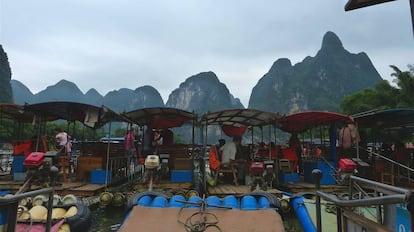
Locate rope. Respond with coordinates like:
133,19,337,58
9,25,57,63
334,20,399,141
176,197,222,232
179,210,221,232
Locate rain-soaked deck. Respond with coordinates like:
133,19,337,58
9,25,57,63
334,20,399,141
0,180,106,197
208,184,283,197
119,205,285,232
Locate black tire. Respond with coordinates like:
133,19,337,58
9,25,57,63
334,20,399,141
63,203,92,232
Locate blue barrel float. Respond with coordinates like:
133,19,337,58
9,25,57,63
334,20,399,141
151,196,167,208
241,196,257,210
169,195,185,208
258,196,270,209
187,196,202,208
206,196,221,208
137,195,153,207
223,195,239,209
128,193,279,212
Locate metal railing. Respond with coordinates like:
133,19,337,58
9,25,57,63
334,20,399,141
105,155,141,185
0,188,54,232
312,170,413,232
363,147,414,183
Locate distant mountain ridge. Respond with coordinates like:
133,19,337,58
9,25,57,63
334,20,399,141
166,71,243,114
248,31,382,114
4,31,383,115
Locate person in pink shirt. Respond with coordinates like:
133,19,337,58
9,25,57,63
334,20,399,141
124,127,136,156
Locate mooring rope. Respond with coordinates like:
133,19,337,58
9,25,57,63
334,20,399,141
176,198,222,232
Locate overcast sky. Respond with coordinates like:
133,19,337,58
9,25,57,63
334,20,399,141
1,0,412,107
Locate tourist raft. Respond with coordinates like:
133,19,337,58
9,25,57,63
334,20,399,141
119,191,285,232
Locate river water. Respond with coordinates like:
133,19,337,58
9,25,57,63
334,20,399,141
89,205,125,232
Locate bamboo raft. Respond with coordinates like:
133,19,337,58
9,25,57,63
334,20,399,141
0,180,106,197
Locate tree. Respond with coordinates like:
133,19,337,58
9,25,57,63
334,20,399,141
390,65,414,108
340,64,414,115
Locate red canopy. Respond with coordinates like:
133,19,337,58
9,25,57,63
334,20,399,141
276,111,354,133
221,125,248,137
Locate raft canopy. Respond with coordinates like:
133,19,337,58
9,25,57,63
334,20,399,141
122,107,197,129
23,101,133,128
200,109,280,128
353,108,414,129
344,0,396,11
276,111,354,133
0,103,36,122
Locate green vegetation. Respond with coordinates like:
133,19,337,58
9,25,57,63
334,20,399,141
0,45,13,103
340,65,414,115
340,64,414,143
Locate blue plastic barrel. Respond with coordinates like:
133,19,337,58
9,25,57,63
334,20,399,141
258,196,270,209
0,191,11,196
151,196,167,208
206,196,222,208
241,196,257,210
292,196,316,232
187,196,202,208
0,206,9,231
223,195,239,209
137,195,152,206
169,195,185,208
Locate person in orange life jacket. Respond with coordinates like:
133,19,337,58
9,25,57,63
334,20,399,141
209,139,227,173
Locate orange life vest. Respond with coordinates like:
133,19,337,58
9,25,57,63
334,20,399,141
209,145,221,171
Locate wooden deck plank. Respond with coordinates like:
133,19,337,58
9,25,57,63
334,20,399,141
208,184,282,197
132,182,192,191
73,184,104,191
0,179,106,197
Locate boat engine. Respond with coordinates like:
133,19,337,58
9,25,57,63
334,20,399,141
337,158,357,184
249,143,276,191
250,160,265,191
144,155,160,190
158,154,170,180
23,151,57,187
263,160,275,188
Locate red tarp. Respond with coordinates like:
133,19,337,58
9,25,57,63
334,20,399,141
276,111,354,133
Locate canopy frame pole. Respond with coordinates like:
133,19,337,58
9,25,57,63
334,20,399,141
104,121,112,190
